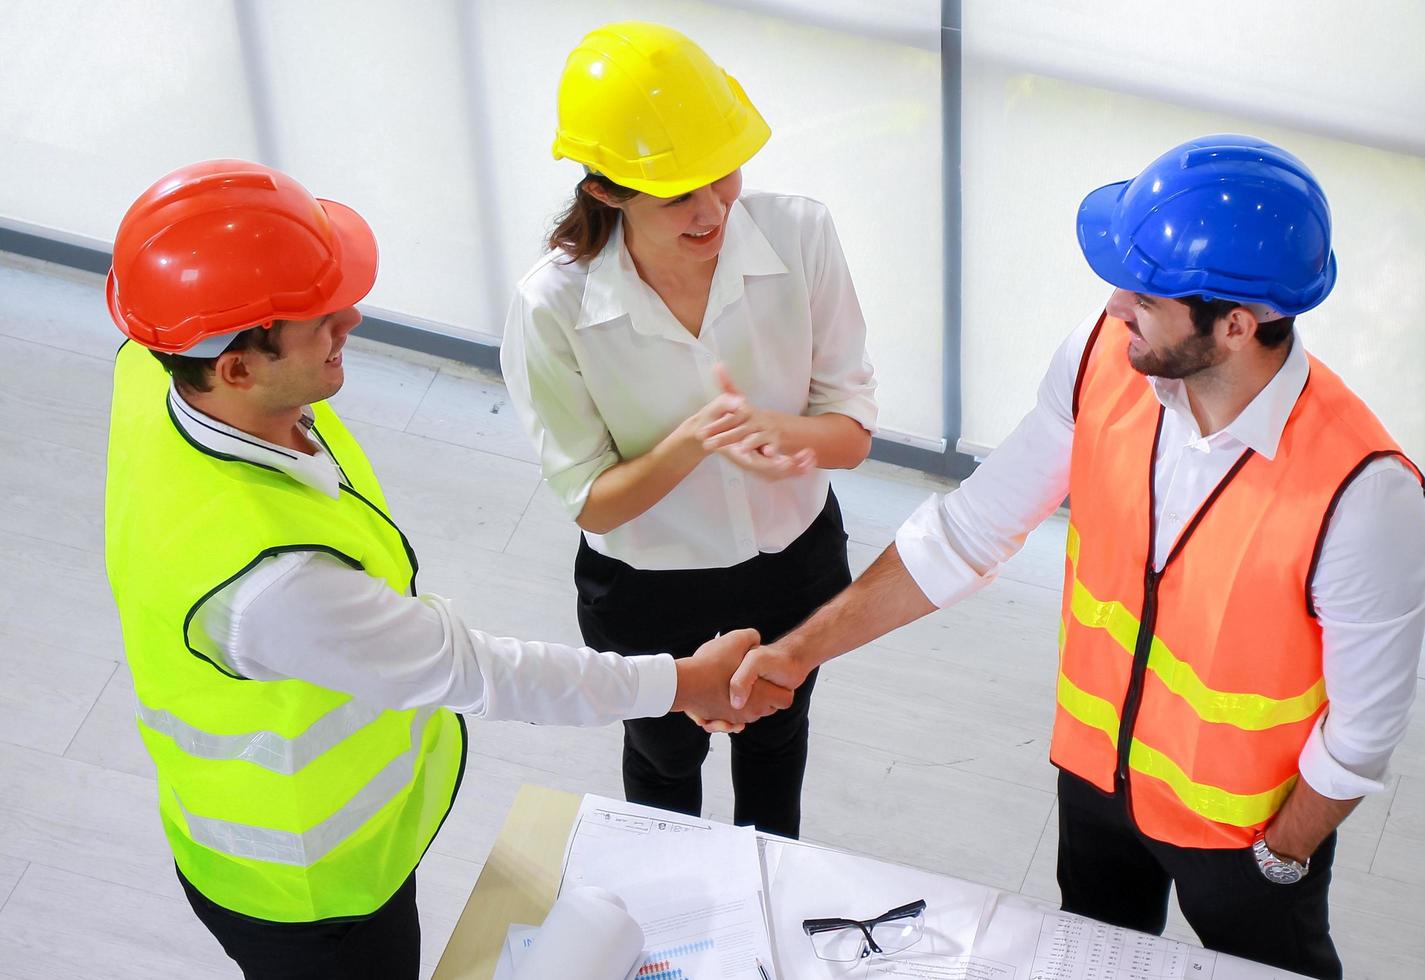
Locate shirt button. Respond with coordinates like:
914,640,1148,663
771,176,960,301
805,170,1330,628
1168,512,1180,523
728,477,741,489
740,537,753,548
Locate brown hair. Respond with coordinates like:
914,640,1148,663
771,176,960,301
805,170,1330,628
1181,295,1296,349
150,321,286,393
548,174,639,262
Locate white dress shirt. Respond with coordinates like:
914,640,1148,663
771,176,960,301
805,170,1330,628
501,191,879,571
896,310,1425,800
169,385,678,724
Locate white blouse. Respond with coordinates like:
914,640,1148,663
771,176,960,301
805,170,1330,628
500,191,879,571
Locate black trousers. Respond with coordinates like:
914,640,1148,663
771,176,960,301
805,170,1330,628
1056,770,1342,979
575,489,851,840
178,865,420,980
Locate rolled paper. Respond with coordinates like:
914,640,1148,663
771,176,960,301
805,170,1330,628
511,886,646,980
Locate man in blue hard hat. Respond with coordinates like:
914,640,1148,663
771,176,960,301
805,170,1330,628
720,134,1425,978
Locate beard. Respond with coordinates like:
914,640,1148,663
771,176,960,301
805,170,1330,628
1127,329,1225,379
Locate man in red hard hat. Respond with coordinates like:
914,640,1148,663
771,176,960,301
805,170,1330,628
103,159,790,979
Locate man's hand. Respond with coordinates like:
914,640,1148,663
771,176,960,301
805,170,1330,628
728,640,815,711
671,629,794,733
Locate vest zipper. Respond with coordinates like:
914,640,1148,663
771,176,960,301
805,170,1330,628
1115,564,1161,813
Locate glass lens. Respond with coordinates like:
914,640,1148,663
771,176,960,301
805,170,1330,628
869,913,925,955
809,926,871,962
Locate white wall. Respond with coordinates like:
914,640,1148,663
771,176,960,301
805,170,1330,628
8,1,1418,460
0,1,259,246
0,0,947,449
959,0,1425,460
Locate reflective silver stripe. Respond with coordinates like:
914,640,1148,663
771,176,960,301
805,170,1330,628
136,698,386,774
174,708,437,867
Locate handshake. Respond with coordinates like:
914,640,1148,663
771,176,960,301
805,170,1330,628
669,628,813,734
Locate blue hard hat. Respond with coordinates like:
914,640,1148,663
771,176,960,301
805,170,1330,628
1076,134,1337,315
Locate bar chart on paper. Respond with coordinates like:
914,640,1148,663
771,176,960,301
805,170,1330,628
634,938,716,979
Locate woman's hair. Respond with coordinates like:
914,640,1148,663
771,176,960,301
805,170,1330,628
548,173,639,262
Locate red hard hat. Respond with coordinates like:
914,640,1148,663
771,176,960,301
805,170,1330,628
106,160,378,354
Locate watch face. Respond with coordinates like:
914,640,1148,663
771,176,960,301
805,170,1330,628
1261,858,1304,885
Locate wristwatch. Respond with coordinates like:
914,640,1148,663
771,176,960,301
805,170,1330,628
1252,832,1309,884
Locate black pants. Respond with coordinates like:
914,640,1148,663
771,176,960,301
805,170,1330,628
178,865,420,980
575,489,851,840
1056,770,1342,979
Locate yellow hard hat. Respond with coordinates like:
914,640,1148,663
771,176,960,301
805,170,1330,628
552,22,771,198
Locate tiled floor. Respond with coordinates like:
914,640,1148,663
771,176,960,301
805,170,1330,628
0,251,1421,978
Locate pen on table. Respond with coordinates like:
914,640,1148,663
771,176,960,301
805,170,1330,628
755,956,771,980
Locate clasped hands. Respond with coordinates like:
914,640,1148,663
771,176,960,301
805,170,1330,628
671,629,814,734
680,363,816,479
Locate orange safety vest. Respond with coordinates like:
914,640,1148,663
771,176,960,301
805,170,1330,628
1051,314,1422,849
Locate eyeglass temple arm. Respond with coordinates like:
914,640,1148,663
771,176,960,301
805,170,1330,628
870,899,928,923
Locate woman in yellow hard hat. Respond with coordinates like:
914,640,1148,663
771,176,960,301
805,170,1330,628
501,21,878,838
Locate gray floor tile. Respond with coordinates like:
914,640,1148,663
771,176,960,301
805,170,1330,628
1329,862,1425,928
0,863,235,980
1019,801,1060,903
872,574,1065,683
404,367,540,464
0,743,173,899
1000,511,1072,591
812,641,1058,794
1370,779,1425,885
499,481,579,574
0,858,25,912
0,334,113,456
796,731,1056,894
1336,777,1397,874
1329,903,1425,979
0,631,115,756
0,531,122,659
0,255,119,361
62,663,153,779
830,463,950,548
0,432,106,554
349,419,542,555
328,337,437,430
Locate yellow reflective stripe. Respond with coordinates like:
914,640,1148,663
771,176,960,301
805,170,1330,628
1128,741,1297,828
1056,673,1295,827
1063,524,1325,731
1056,671,1120,748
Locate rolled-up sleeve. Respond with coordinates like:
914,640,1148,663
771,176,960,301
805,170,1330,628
1298,458,1425,799
805,207,878,433
500,287,621,518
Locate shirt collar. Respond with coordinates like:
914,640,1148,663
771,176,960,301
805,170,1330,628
575,198,788,332
1148,334,1308,461
167,383,343,498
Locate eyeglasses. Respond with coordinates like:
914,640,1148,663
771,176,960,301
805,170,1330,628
802,899,927,962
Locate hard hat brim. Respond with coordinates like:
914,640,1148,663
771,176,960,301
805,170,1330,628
317,198,379,317
1076,180,1143,295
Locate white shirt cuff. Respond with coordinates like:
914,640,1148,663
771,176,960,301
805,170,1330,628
894,493,998,609
626,653,678,718
1297,714,1388,800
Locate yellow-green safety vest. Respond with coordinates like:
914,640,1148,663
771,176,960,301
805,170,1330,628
104,342,466,922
